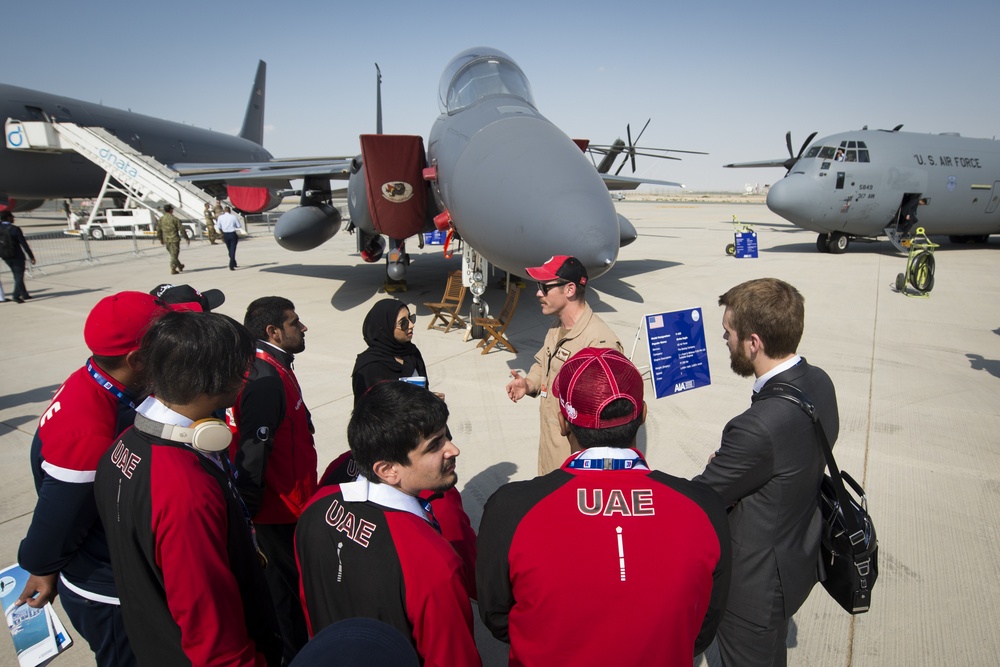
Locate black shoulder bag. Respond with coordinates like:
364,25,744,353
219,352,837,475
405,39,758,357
755,382,878,614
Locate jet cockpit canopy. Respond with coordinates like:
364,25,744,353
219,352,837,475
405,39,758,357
438,47,535,115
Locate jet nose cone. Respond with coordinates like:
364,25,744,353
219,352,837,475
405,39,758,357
441,114,620,278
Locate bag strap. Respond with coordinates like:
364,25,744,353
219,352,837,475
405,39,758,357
753,383,867,548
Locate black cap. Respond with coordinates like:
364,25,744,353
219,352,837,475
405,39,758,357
149,284,226,312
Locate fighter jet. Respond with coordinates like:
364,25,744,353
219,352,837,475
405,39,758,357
726,127,1000,253
0,62,278,213
191,47,697,300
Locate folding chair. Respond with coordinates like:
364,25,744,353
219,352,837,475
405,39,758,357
423,270,467,333
474,285,521,354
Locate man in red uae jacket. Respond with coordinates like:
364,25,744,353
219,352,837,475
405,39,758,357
16,291,176,666
477,348,732,667
319,450,478,599
228,296,316,662
95,312,281,666
295,381,482,667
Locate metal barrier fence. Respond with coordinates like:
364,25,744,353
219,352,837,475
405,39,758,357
0,212,279,280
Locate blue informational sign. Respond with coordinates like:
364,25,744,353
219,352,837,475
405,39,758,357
644,308,712,399
734,231,758,258
423,230,448,245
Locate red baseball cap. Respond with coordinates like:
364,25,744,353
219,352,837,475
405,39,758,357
524,255,588,287
84,292,172,356
552,348,643,429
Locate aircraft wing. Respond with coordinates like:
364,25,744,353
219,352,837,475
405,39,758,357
723,159,789,169
174,158,353,184
601,173,683,190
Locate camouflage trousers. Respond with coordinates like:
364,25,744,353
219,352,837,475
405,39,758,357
206,223,218,243
165,241,182,272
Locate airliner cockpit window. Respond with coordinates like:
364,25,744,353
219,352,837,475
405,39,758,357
818,146,837,159
805,146,820,158
438,47,535,115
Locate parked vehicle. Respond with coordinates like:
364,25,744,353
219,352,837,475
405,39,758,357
66,208,198,240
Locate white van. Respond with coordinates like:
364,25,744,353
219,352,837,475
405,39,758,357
71,209,198,240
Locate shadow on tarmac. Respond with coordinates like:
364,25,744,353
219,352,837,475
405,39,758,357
0,385,61,411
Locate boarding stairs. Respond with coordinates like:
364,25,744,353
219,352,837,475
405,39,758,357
5,119,215,227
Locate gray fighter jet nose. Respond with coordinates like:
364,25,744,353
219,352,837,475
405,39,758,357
440,113,620,279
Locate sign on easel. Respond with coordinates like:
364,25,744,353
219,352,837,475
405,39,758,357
644,308,712,399
734,230,758,258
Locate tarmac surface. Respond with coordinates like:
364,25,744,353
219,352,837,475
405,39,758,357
1,200,998,666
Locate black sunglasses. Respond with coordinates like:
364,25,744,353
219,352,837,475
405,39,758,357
397,313,417,330
537,281,570,295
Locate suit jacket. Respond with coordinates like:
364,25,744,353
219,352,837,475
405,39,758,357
694,358,838,624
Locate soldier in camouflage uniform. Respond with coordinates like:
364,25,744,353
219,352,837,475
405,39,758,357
155,204,186,275
203,202,219,245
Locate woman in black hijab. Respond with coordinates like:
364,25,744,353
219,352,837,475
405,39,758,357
352,299,428,404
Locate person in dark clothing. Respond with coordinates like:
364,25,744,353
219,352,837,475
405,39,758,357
694,278,839,667
0,210,36,303
898,197,926,239
228,296,315,664
351,299,429,404
94,311,281,666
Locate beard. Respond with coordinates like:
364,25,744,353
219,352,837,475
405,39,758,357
729,345,755,378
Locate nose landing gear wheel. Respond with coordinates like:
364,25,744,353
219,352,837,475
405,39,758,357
470,302,486,340
816,234,831,253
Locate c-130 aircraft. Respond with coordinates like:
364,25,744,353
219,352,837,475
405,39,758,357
726,126,1000,253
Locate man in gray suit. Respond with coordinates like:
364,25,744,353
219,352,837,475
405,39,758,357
695,278,838,667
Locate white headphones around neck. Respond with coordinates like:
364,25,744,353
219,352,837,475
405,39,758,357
134,413,233,453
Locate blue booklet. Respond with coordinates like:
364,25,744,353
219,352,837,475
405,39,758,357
1,564,73,666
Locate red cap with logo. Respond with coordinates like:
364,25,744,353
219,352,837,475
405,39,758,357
524,255,588,287
84,292,172,356
552,347,643,429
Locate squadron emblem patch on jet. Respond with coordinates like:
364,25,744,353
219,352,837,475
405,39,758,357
381,181,414,203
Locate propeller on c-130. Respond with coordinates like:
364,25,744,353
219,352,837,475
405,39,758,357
783,131,818,173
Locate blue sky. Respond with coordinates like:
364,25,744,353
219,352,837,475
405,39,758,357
6,0,999,191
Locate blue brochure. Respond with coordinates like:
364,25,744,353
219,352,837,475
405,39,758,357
1,564,73,666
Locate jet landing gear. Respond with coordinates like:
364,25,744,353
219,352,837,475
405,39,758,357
894,227,938,297
817,232,850,254
464,247,488,340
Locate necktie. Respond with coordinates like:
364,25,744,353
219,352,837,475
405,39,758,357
420,498,442,534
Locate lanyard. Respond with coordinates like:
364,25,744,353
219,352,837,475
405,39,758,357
86,358,136,410
566,452,649,471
